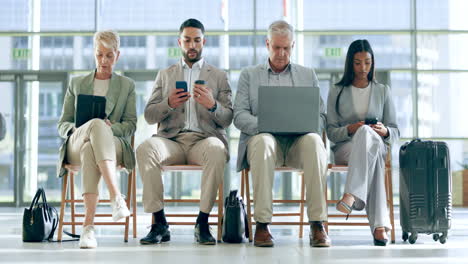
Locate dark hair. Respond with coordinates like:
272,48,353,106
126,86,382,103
179,18,205,34
334,39,375,117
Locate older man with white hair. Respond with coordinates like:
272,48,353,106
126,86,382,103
233,20,330,247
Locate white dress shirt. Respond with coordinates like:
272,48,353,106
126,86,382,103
181,58,204,132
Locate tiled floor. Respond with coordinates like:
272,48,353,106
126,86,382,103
1,206,468,263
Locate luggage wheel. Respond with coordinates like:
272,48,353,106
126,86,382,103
439,232,448,244
402,231,409,242
409,233,417,244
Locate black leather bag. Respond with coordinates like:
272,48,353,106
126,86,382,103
22,188,58,242
222,190,249,243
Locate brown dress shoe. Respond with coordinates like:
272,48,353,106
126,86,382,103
254,223,274,247
310,221,331,247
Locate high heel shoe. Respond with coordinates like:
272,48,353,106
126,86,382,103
373,228,388,246
336,194,355,220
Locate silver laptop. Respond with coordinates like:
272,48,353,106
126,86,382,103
258,86,320,135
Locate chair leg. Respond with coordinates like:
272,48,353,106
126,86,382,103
244,169,253,242
240,169,245,199
299,172,305,238
324,178,329,234
132,168,137,238
386,167,396,243
57,173,69,241
217,182,223,242
124,170,132,242
70,172,76,234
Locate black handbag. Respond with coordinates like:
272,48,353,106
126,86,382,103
22,188,58,242
222,190,249,243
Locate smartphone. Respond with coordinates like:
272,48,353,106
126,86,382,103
194,80,205,85
365,117,378,125
175,81,188,97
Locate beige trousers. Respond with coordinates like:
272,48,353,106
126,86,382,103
246,133,328,223
66,119,123,195
136,132,227,214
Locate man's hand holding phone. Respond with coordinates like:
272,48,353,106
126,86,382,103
193,80,216,109
168,81,190,108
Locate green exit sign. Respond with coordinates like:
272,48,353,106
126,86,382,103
168,47,182,58
12,48,32,60
324,47,342,57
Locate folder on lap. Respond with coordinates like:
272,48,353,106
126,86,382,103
75,94,107,128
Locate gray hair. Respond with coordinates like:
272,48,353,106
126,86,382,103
267,20,294,40
94,30,120,51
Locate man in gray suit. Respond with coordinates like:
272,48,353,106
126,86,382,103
137,18,233,246
234,20,330,247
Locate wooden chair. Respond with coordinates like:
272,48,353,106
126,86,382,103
57,137,137,242
241,167,306,242
159,165,224,242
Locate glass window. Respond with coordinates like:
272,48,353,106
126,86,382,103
417,0,468,30
115,36,147,70
255,34,269,65
417,34,468,70
0,37,30,70
303,0,410,30
24,81,64,202
256,0,284,30
40,0,95,31
229,0,253,30
152,35,180,69
0,0,29,31
229,35,255,69
417,72,468,138
40,36,74,70
98,0,225,31
0,82,15,202
303,34,411,70
390,72,413,138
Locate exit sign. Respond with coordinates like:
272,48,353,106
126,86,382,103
324,47,342,57
168,47,182,58
12,48,31,60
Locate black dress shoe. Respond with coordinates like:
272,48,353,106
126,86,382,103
140,223,170,245
194,223,216,245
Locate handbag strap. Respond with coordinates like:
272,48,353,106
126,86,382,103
29,188,44,211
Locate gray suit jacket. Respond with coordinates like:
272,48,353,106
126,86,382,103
326,81,399,152
233,63,326,172
144,61,233,153
57,70,137,177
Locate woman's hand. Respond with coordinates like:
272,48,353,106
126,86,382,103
347,121,364,136
370,122,389,137
105,119,112,127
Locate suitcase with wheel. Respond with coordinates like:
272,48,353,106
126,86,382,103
399,139,452,244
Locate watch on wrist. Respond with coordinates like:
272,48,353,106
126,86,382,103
208,102,217,112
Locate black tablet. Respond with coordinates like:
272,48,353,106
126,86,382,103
75,94,107,128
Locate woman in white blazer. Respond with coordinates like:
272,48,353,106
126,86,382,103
326,39,399,246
